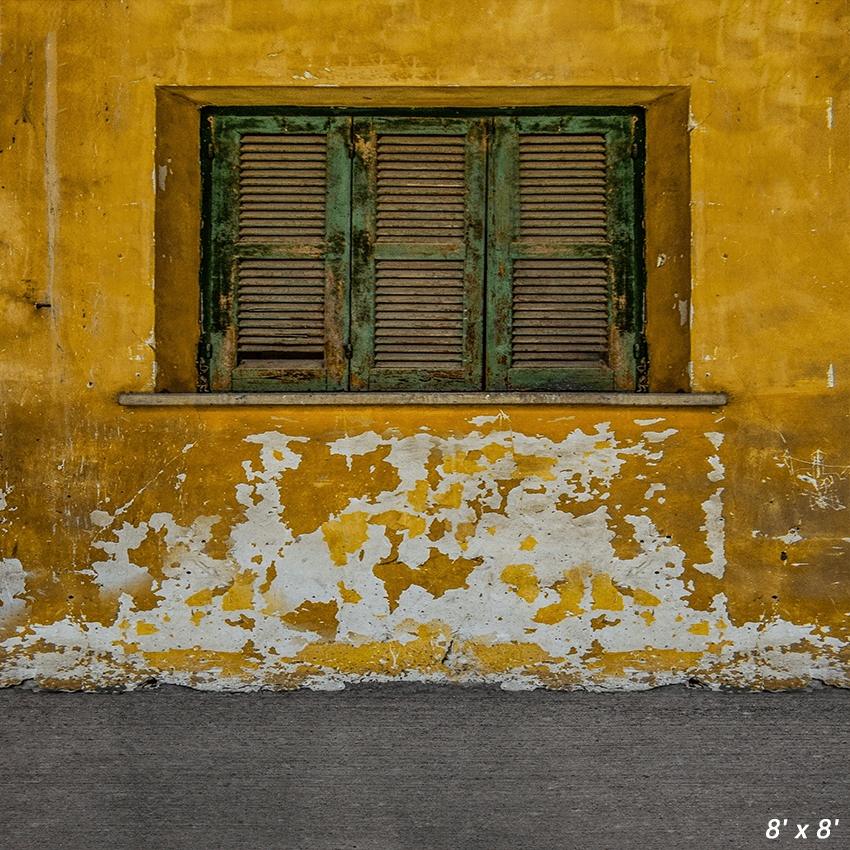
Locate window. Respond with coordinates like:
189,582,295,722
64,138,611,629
200,108,644,393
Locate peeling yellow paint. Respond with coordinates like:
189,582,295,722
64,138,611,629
0,0,848,693
221,571,258,611
453,521,477,551
442,450,486,475
225,614,256,630
374,548,482,613
370,510,427,538
406,480,431,513
502,564,540,603
185,588,213,607
632,588,661,607
337,581,362,605
591,575,625,611
322,512,370,566
583,645,703,676
511,455,557,481
481,443,509,463
282,600,340,639
533,568,587,624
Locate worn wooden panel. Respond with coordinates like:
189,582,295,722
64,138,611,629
238,134,327,242
351,118,487,391
487,114,640,392
511,258,609,366
236,257,326,362
518,134,607,242
204,113,352,391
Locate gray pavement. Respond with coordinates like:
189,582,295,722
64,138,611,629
1,683,847,849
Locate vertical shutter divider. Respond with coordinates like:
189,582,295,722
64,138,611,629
349,117,376,391
486,116,518,390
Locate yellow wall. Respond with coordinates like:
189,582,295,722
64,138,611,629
1,0,848,690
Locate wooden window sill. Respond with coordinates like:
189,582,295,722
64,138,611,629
118,392,727,407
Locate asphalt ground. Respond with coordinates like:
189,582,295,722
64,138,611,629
1,683,847,850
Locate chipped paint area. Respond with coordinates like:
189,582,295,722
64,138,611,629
1,419,845,691
2,0,849,693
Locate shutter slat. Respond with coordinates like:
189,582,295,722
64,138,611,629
236,256,325,360
376,134,466,246
518,133,607,243
238,134,326,244
374,187,466,196
510,257,609,365
372,257,465,368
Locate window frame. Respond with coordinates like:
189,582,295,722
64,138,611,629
198,105,646,395
148,86,699,401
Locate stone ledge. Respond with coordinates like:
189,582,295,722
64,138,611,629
118,392,728,407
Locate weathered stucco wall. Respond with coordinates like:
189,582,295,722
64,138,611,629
1,0,848,690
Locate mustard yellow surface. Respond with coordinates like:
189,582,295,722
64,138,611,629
0,0,848,691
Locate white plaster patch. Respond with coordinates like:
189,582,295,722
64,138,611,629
705,432,725,483
0,558,27,616
242,431,308,473
90,510,113,528
91,521,155,593
642,428,677,443
707,456,725,483
692,490,726,577
468,414,502,426
644,483,666,501
777,528,804,545
327,430,386,467
705,432,724,449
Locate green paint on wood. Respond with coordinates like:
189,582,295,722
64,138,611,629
200,108,645,393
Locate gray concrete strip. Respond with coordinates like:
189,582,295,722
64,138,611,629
117,391,728,407
0,684,846,850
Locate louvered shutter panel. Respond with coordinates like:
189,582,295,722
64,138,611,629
204,114,350,391
487,115,642,391
349,117,486,391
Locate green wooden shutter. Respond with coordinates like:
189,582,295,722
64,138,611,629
486,114,642,391
203,114,351,391
349,117,487,391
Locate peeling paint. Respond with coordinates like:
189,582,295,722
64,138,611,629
779,451,849,511
1,0,849,692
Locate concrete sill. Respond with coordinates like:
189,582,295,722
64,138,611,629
118,392,727,407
